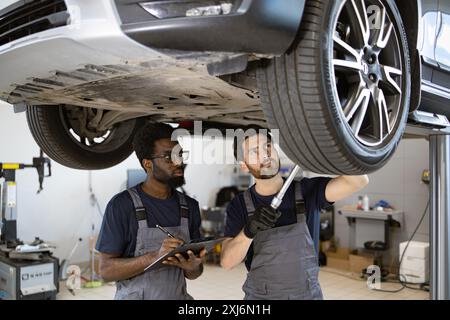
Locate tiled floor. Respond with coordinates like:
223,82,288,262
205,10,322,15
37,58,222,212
57,264,429,300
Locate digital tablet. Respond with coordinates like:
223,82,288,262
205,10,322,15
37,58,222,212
144,237,226,272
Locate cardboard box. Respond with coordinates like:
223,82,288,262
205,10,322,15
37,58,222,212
349,251,375,274
325,248,350,271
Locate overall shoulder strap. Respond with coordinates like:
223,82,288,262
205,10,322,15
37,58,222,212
294,179,306,217
176,191,190,219
243,189,256,216
127,187,146,221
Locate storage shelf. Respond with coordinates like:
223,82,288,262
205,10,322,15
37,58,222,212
337,205,403,222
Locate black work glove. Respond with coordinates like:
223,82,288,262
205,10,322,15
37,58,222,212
243,206,282,239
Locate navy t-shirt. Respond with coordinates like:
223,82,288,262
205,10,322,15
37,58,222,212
96,184,201,257
224,177,333,270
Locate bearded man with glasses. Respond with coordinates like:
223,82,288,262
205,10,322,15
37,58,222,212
96,122,204,300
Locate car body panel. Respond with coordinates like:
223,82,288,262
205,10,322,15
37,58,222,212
410,0,450,120
0,0,22,12
0,0,162,98
436,0,450,70
117,0,305,54
417,0,439,67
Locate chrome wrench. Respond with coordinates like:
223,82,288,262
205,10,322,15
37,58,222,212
270,165,301,210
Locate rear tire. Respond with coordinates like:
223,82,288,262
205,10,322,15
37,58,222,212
257,0,410,174
26,105,142,170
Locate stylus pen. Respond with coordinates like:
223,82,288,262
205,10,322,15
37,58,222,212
156,224,176,239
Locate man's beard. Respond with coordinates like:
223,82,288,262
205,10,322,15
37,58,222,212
247,159,281,180
167,176,186,189
153,164,186,188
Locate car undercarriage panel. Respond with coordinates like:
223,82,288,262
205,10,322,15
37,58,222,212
3,59,265,128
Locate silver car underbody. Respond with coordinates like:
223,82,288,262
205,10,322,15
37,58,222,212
0,0,265,129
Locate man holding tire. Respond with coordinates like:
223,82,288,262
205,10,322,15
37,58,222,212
220,129,369,300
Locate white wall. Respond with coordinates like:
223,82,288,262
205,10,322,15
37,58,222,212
0,102,237,264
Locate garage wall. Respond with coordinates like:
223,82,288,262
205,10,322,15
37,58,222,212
332,138,430,270
0,103,237,265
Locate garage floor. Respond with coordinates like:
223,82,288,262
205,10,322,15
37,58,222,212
57,264,429,300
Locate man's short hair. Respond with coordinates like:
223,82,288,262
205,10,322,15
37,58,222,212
233,127,272,162
133,122,175,170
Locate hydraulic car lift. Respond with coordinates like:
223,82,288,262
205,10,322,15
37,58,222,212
404,122,450,300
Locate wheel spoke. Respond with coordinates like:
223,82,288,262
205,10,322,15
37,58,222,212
350,0,370,46
376,6,394,49
333,35,361,61
381,65,402,94
344,86,371,123
377,89,392,139
350,89,370,138
333,59,363,73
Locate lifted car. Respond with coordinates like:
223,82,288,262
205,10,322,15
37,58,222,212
0,0,449,172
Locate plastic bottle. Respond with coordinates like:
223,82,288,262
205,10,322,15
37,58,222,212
363,195,370,211
357,196,363,210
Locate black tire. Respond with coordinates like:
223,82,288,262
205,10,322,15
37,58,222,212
257,0,410,174
26,105,142,170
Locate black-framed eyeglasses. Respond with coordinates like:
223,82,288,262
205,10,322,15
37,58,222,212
150,150,190,164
